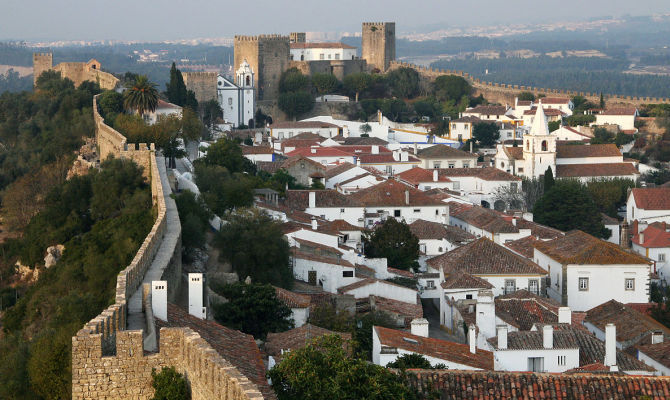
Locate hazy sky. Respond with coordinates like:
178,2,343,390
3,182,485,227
2,0,669,42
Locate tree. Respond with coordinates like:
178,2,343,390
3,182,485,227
123,75,159,116
600,92,605,109
151,367,191,400
201,99,223,129
174,190,212,261
215,209,293,287
307,303,355,333
98,90,124,122
210,282,293,339
359,123,372,135
543,167,555,191
472,122,500,147
279,68,310,93
385,354,434,369
386,67,420,99
363,218,419,271
311,73,339,95
591,127,615,144
518,91,535,101
165,62,188,107
493,185,526,211
433,75,472,102
586,178,635,217
381,99,408,122
198,138,255,173
278,91,314,119
343,72,373,102
268,335,418,400
533,180,610,238
548,120,560,132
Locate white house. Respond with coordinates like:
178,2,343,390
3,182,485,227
553,125,591,142
292,251,359,294
337,278,418,305
408,219,475,256
335,172,383,194
145,100,182,125
595,107,639,132
534,230,652,312
540,97,574,116
216,60,255,128
358,150,421,175
241,145,275,163
631,222,670,280
372,323,494,370
448,116,480,142
415,144,478,169
439,168,522,210
627,188,670,224
269,121,340,140
285,146,356,165
462,105,512,122
289,42,357,61
522,108,567,126
274,286,311,327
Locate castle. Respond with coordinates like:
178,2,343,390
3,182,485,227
33,53,119,90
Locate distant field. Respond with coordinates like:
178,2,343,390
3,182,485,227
0,65,32,77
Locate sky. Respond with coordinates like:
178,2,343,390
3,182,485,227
2,0,670,42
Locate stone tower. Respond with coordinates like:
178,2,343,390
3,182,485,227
234,34,290,101
33,53,53,86
362,22,396,72
289,32,306,43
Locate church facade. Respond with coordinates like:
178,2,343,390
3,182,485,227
217,60,256,128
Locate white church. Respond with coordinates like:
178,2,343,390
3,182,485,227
494,103,639,182
217,60,255,128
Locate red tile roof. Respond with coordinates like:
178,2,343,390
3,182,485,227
409,219,475,243
242,145,274,154
601,107,638,116
396,167,451,186
274,286,311,308
494,290,561,330
505,235,540,258
286,147,354,158
439,167,521,181
556,143,622,158
270,121,340,129
441,272,493,290
635,341,670,369
292,250,354,268
524,108,567,116
451,116,482,123
632,188,670,211
534,230,651,265
416,144,478,159
285,189,353,208
427,238,548,276
369,295,423,324
281,155,326,170
541,97,571,105
348,179,445,207
465,105,508,116
632,222,670,248
324,162,357,179
375,326,494,370
556,163,639,178
503,146,524,160
585,299,670,345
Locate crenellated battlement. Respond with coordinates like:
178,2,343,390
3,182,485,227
234,34,289,42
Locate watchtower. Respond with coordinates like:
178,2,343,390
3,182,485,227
234,34,290,101
362,22,395,72
289,32,306,43
33,53,53,86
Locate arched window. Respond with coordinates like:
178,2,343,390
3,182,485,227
501,162,505,168
246,76,251,86
541,140,548,152
301,55,304,61
526,140,529,151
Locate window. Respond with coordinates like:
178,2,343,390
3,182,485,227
414,209,420,213
505,279,516,294
328,54,332,59
300,162,305,169
424,186,431,190
510,182,518,192
427,280,435,288
342,271,354,278
448,163,455,168
558,355,566,366
394,210,401,217
453,181,460,190
541,140,548,152
452,124,457,130
463,163,470,168
517,168,524,173
340,208,345,213
526,140,529,151
660,254,666,262
433,162,441,169
466,294,473,300
529,279,539,295
335,54,340,60
527,357,544,372
625,278,635,291
228,97,233,106
320,54,325,60
386,165,393,174
579,277,589,291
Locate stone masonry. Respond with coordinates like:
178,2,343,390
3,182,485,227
33,53,119,89
183,71,218,104
234,35,291,101
362,22,396,72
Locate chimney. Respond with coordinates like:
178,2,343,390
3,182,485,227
311,217,318,230
652,330,664,345
152,281,168,322
640,232,645,244
405,190,410,206
512,217,517,226
372,145,379,154
308,191,316,208
413,142,418,155
469,324,477,354
470,141,473,153
620,220,630,249
558,307,572,324
497,325,508,350
310,147,317,154
356,157,361,167
605,323,617,370
410,318,429,338
393,150,400,161
343,125,350,138
543,325,553,349
188,273,206,319
401,150,408,162
433,169,438,182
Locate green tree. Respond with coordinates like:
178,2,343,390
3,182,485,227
385,354,433,369
343,72,373,102
381,99,408,122
123,75,159,116
151,367,191,400
98,90,124,122
307,303,355,333
215,209,293,287
354,311,398,360
591,127,615,144
194,165,255,214
585,178,635,217
543,167,555,191
165,62,188,107
533,180,610,238
174,190,212,261
279,68,311,93
268,335,417,400
518,91,535,101
359,123,372,135
210,282,293,339
472,122,500,147
600,92,606,109
548,120,560,132
278,91,314,119
197,138,255,173
202,99,223,129
363,218,419,271
433,75,472,102
387,67,420,99
311,73,339,95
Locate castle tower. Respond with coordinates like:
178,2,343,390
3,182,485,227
234,34,290,101
33,53,53,86
289,32,306,44
522,101,557,179
361,22,396,72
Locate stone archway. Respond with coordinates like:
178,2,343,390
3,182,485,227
481,200,491,209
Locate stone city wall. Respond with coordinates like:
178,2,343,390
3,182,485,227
183,72,218,104
388,61,670,107
33,53,119,90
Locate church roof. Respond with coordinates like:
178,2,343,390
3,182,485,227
556,144,622,158
529,105,550,136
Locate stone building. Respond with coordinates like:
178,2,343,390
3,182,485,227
361,22,396,72
234,34,291,101
183,71,218,103
33,53,119,89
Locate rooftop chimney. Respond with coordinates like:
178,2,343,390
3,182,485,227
311,147,317,154
308,191,316,208
543,325,553,349
152,281,168,322
620,220,630,249
372,145,379,154
605,323,618,371
497,325,508,350
188,273,206,319
512,217,517,226
640,232,645,244
652,330,664,345
469,324,477,354
311,217,318,231
558,307,572,324
433,169,438,182
410,318,429,338
414,143,418,155
405,190,410,205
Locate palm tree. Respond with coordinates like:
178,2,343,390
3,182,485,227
123,75,158,116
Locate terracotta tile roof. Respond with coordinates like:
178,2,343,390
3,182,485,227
503,146,524,160
494,290,560,330
417,144,478,159
465,105,508,116
322,218,364,232
156,304,275,399
585,300,670,345
413,220,475,243
556,163,639,178
375,326,494,370
337,277,415,295
342,137,389,145
274,286,311,308
450,206,518,233
451,116,481,123
256,160,283,174
290,42,356,49
338,172,374,186
369,295,423,323
569,327,654,371
514,218,564,240
265,324,351,360
285,189,353,209
556,143,622,158
488,330,579,350
348,179,445,207
427,238,548,276
632,188,670,210
292,250,354,268
635,341,670,369
601,213,620,225
633,223,670,248
441,272,493,290
523,108,566,116
156,99,182,109
404,369,667,398
438,167,521,181
387,267,415,278
358,153,421,164
565,362,612,374
516,100,532,106
285,147,354,158
242,145,274,155
335,145,392,154
324,162,357,179
626,302,659,316
447,201,474,216
541,97,571,105
534,230,651,265
396,168,452,186
270,121,340,129
601,107,638,116
281,154,327,170
505,235,540,258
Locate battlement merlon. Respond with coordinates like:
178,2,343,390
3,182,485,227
234,34,290,42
